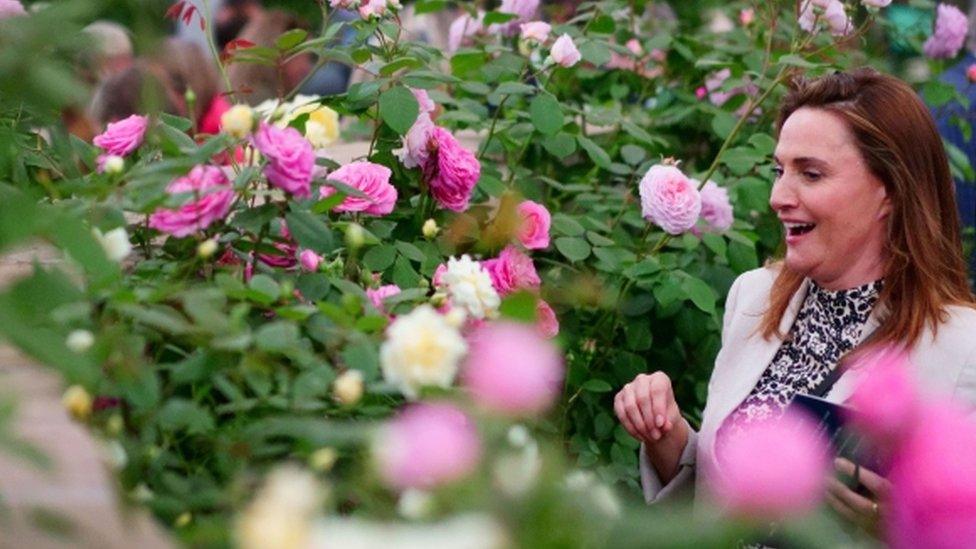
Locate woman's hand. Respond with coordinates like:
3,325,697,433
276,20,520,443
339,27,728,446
614,372,686,444
827,458,890,535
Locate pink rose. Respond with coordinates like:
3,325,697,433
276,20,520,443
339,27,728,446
519,21,551,43
448,12,483,53
366,284,402,314
739,8,755,25
432,263,448,288
148,165,234,238
535,299,559,338
887,402,976,549
491,0,539,35
695,87,708,100
923,3,969,59
482,245,541,296
461,321,564,416
258,222,297,268
697,180,734,233
967,64,976,83
422,127,480,212
639,164,701,235
0,0,26,18
252,122,315,198
550,34,581,68
516,200,551,250
846,347,921,448
798,0,849,36
410,88,436,115
374,402,482,490
320,161,397,216
93,114,149,157
300,249,323,272
399,112,435,169
708,410,830,520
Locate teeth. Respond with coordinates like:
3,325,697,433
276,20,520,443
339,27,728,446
784,222,815,230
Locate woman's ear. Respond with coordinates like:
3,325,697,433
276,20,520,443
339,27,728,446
876,185,892,220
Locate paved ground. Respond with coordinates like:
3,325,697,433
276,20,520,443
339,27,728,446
0,245,172,549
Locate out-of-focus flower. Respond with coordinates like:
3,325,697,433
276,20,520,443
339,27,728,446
374,402,481,490
461,321,564,416
482,246,541,297
66,329,94,353
321,161,397,216
309,447,338,471
516,200,551,250
448,12,484,53
739,8,755,25
862,0,891,7
493,425,542,497
442,255,500,319
923,3,969,59
707,9,734,33
329,0,358,8
255,95,341,149
380,305,467,399
93,114,148,157
367,284,402,314
564,470,622,518
399,112,436,169
236,466,323,549
252,122,315,198
300,250,323,272
257,222,297,268
697,180,734,233
0,0,26,18
309,514,507,548
967,64,976,83
423,127,481,212
422,218,440,239
549,34,581,68
304,107,340,149
520,21,551,43
93,227,132,262
175,512,192,528
708,410,830,520
221,104,255,139
397,489,435,520
359,0,400,19
490,0,538,36
97,154,125,174
345,222,365,249
149,165,235,238
333,370,364,405
887,402,976,549
62,385,92,420
846,347,920,445
798,0,849,36
535,299,559,338
197,238,219,258
639,164,702,235
695,86,707,100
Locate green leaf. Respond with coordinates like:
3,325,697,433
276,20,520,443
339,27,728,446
589,14,615,34
254,321,300,353
701,233,727,256
450,51,488,77
414,0,446,13
681,275,717,313
776,53,818,69
577,136,612,169
394,240,426,263
276,29,309,51
160,113,192,132
249,274,281,304
620,144,646,165
499,291,538,323
341,338,380,380
529,93,563,136
495,81,535,95
552,214,586,236
482,11,517,25
555,236,591,262
233,203,278,233
711,112,736,140
157,399,215,435
578,40,611,66
582,379,613,393
378,85,419,135
285,211,335,254
363,244,396,271
380,57,423,76
542,132,577,159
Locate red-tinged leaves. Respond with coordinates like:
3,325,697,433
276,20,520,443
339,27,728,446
165,1,199,27
221,39,257,63
165,1,186,21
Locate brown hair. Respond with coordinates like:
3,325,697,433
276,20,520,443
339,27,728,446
154,38,221,123
760,68,975,350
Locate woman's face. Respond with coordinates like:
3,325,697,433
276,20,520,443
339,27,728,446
770,107,891,290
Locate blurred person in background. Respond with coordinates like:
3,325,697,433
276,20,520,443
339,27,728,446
226,9,312,104
89,61,182,128
82,20,133,82
214,0,263,50
154,38,229,134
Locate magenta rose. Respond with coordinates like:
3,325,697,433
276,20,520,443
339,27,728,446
482,245,541,296
639,164,701,235
366,284,402,314
697,180,734,233
320,161,397,216
535,299,559,338
374,402,482,490
461,321,564,416
516,200,551,250
148,165,234,238
422,127,481,212
93,114,149,157
300,249,323,272
258,222,297,268
252,122,315,198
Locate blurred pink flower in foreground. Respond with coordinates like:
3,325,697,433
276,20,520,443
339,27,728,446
0,0,25,18
923,4,968,59
967,64,976,83
374,402,481,490
709,410,830,520
697,180,734,233
798,0,850,36
516,200,551,250
887,402,976,549
639,164,702,235
422,127,481,212
482,245,541,296
845,347,920,445
462,321,564,416
366,284,402,314
320,161,397,216
149,165,234,237
739,8,754,26
550,34,581,68
93,114,149,157
252,123,315,198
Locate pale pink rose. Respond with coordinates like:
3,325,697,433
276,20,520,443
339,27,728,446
252,122,315,198
516,200,551,250
358,0,390,19
366,284,402,313
797,0,828,33
258,222,297,268
650,48,666,62
861,0,891,7
148,165,234,238
399,112,435,169
482,246,541,296
739,8,755,25
0,0,26,18
320,161,397,216
550,34,581,68
93,114,149,157
422,127,480,212
698,180,734,233
887,402,976,549
374,402,482,490
300,249,322,272
432,263,448,288
923,4,969,59
448,12,483,53
535,299,559,338
639,165,702,235
709,410,830,520
519,21,551,43
410,88,436,115
461,321,564,416
329,0,356,8
846,347,920,446
967,64,976,83
822,0,851,36
491,0,539,35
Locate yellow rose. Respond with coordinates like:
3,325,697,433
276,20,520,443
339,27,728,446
304,106,340,148
221,104,255,139
62,385,92,421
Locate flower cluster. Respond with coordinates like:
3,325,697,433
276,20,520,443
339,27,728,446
798,0,851,37
254,95,341,149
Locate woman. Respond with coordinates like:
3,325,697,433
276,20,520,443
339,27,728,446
614,69,976,525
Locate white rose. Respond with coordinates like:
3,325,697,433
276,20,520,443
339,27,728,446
397,489,434,520
221,104,255,139
66,329,94,353
379,305,467,399
93,227,132,262
442,255,500,320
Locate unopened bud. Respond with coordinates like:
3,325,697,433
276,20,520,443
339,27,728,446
184,88,197,106
310,447,339,471
345,222,365,249
62,385,92,421
220,104,255,139
422,218,439,239
102,155,125,174
107,413,124,436
333,370,364,405
300,249,323,272
66,329,94,353
430,292,448,308
175,512,192,528
197,238,218,259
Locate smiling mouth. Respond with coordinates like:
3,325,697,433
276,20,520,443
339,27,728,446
785,223,816,237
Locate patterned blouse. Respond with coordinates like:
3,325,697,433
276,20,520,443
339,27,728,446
716,279,883,448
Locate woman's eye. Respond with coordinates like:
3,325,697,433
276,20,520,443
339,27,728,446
803,171,822,181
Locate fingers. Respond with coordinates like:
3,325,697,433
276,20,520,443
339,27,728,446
826,491,860,524
827,477,876,517
834,458,890,498
613,392,641,440
648,375,672,437
613,372,678,444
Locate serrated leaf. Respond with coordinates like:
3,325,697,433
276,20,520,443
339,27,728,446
555,236,591,262
378,85,419,135
577,136,612,169
529,93,563,135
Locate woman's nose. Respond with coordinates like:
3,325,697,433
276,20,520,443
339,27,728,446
769,178,797,212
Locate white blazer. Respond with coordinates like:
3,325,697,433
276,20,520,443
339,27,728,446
640,266,976,503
